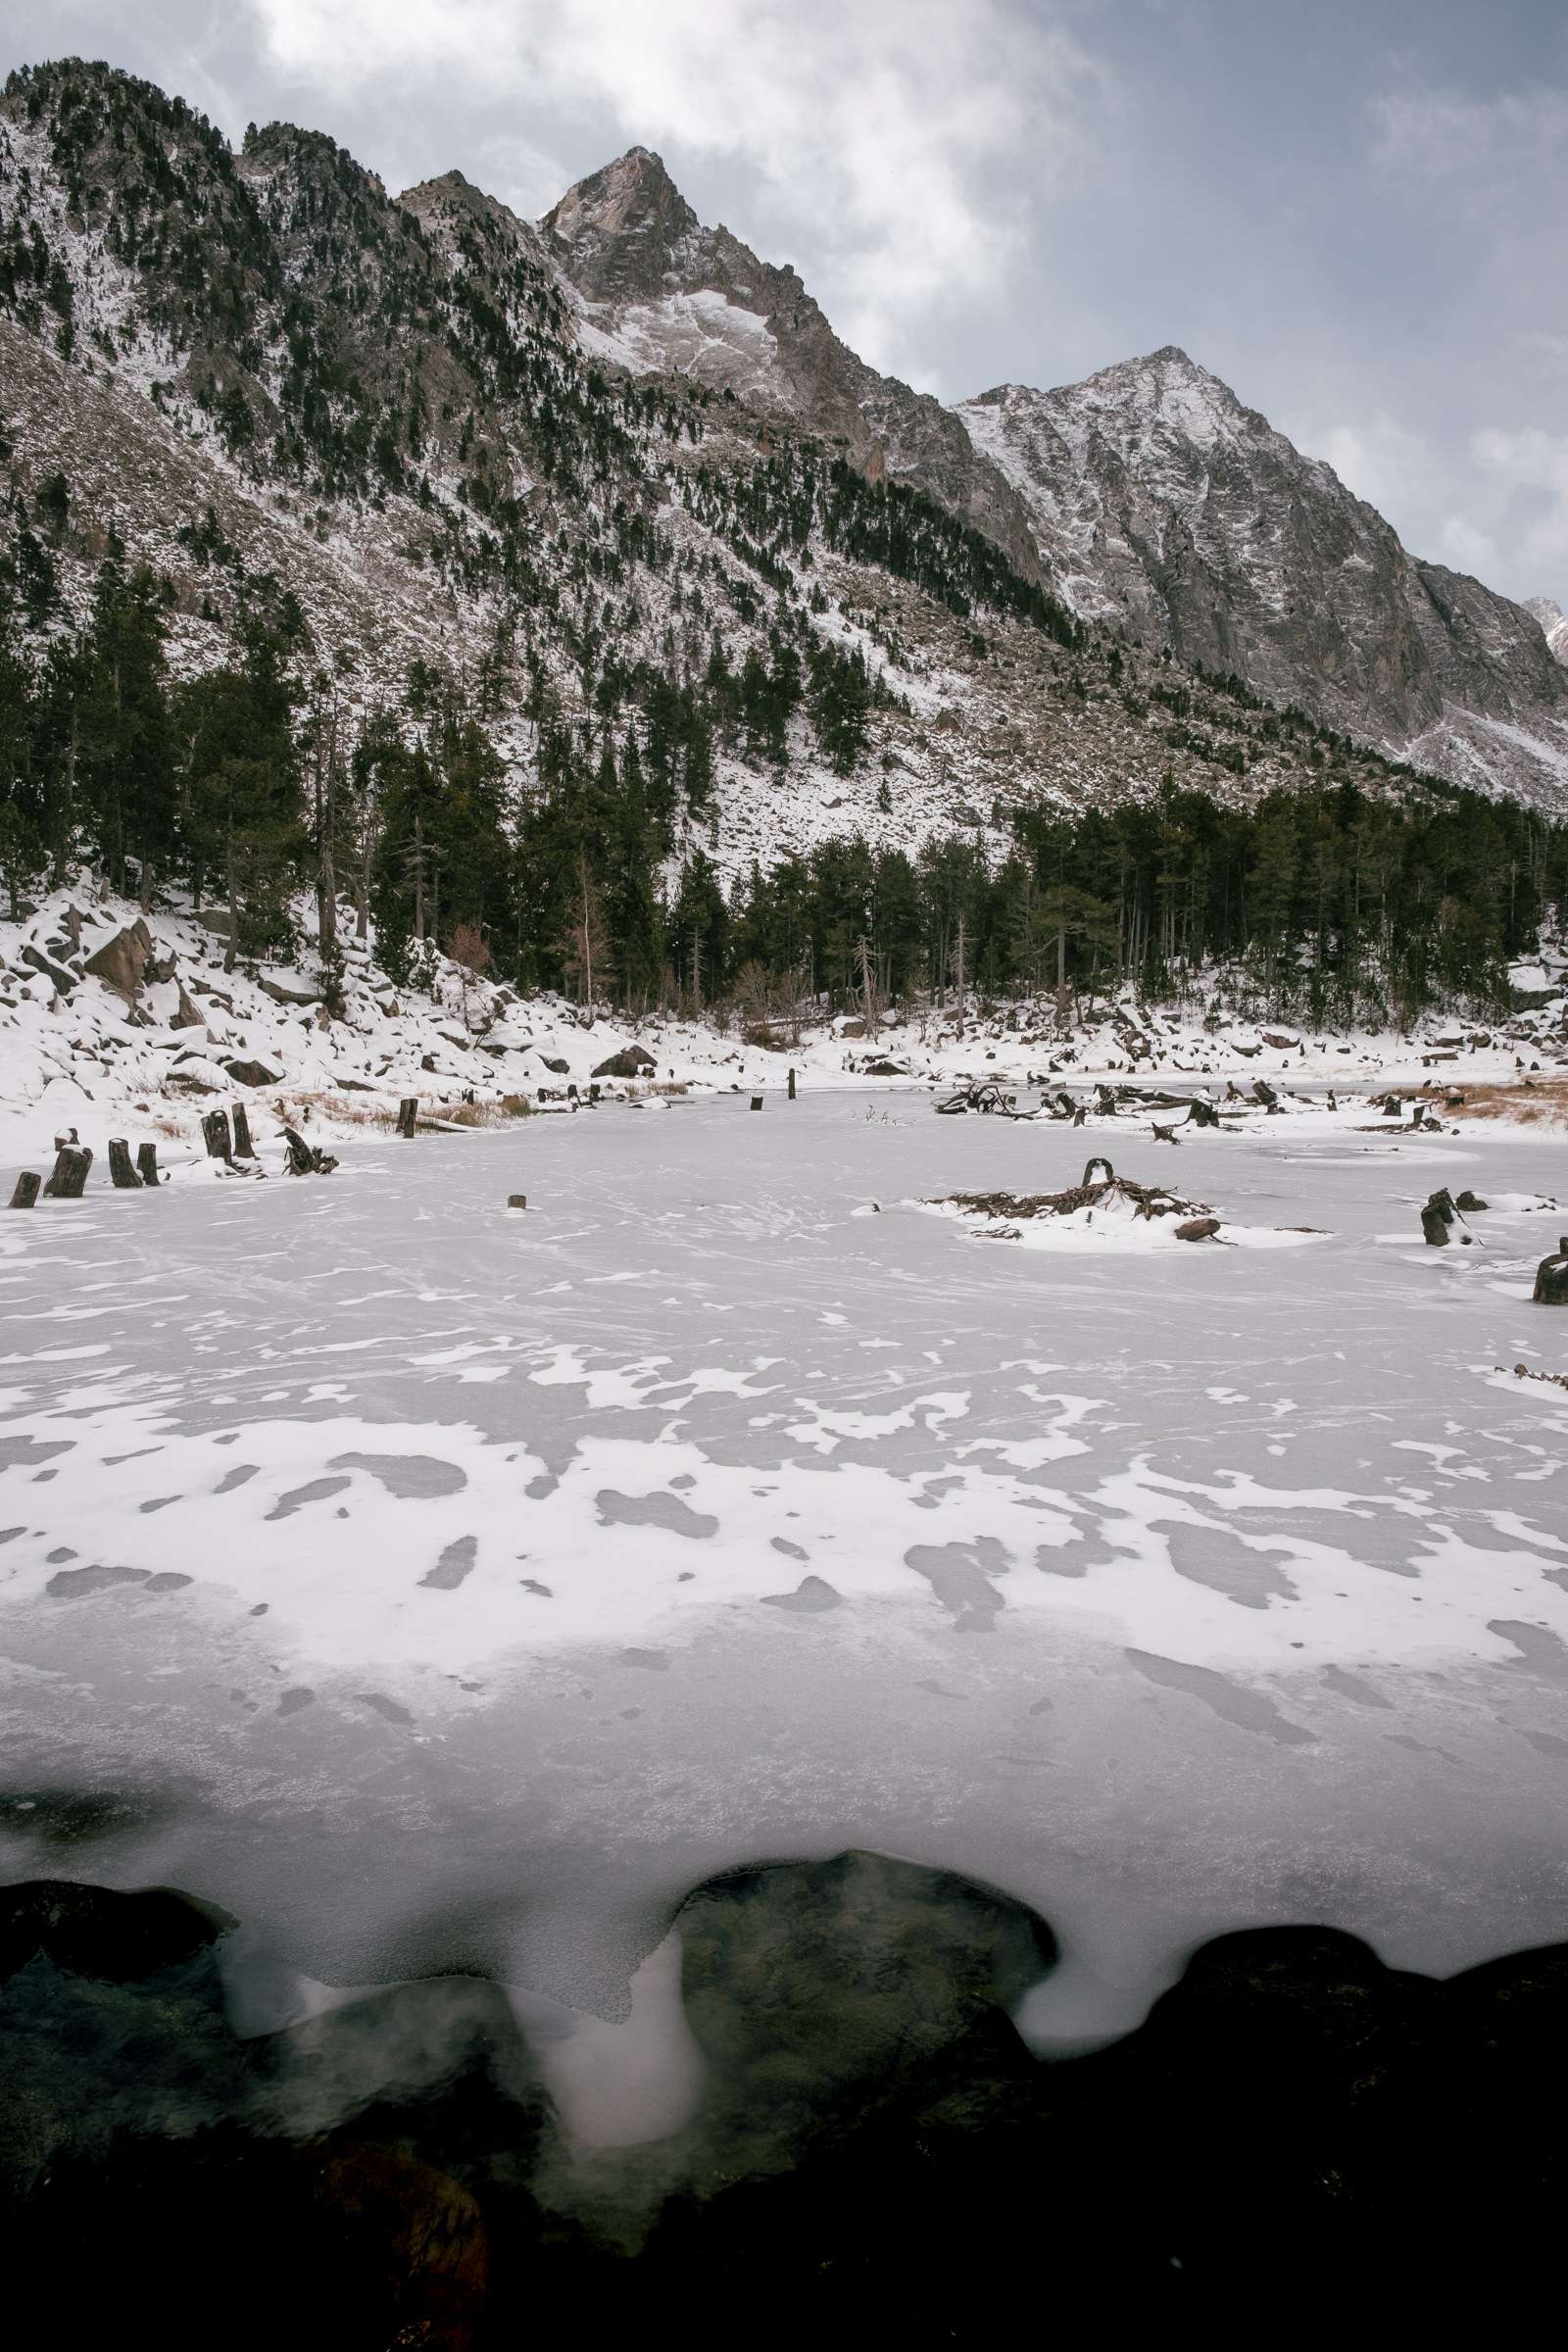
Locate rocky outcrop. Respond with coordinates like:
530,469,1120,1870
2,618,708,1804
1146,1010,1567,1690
543,148,1044,576
83,917,153,1001
591,1043,657,1079
956,352,1568,800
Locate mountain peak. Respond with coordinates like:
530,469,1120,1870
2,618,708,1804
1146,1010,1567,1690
543,145,697,289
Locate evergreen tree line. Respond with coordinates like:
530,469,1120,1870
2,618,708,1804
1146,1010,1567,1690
1,535,1562,1025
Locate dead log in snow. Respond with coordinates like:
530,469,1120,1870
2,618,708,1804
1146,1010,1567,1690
135,1143,160,1188
9,1171,40,1209
43,1145,93,1199
107,1138,142,1189
202,1109,232,1162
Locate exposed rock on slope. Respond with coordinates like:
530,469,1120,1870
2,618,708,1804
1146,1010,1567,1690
956,352,1568,806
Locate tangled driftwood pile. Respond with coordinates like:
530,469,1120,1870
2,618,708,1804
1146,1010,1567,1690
934,1156,1220,1240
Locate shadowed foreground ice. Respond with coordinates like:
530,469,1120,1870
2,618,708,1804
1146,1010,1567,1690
2,1091,1566,2132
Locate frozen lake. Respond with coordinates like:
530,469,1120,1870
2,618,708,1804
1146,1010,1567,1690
2,1091,1567,2119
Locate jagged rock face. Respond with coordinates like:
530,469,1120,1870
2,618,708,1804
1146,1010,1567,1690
1527,598,1568,666
543,148,1044,576
957,352,1568,799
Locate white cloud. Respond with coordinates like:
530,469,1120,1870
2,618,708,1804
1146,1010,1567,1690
1371,82,1568,185
244,0,1103,373
1471,426,1568,588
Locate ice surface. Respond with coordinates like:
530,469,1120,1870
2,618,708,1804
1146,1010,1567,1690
2,1093,1568,2113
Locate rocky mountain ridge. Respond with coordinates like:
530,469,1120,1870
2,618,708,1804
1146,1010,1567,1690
536,158,1568,808
543,145,1044,579
956,354,1568,804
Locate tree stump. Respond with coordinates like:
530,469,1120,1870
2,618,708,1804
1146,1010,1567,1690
135,1143,160,1188
202,1109,233,1162
1533,1239,1568,1304
9,1172,40,1209
1252,1079,1278,1107
507,1195,527,1210
1095,1086,1117,1116
396,1098,418,1139
107,1138,142,1189
1189,1098,1220,1128
43,1145,93,1200
751,1095,763,1110
1081,1156,1114,1188
231,1104,257,1159
1421,1203,1450,1247
1455,1191,1489,1212
788,1068,797,1100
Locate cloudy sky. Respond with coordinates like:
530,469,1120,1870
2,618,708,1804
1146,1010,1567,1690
7,0,1566,604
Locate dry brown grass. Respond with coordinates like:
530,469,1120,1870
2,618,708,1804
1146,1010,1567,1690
262,1090,534,1133
1444,1080,1568,1129
440,1095,535,1128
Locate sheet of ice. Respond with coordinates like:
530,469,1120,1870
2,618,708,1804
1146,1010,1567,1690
3,1094,1568,2084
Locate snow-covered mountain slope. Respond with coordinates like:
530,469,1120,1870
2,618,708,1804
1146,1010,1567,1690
956,353,1568,807
1526,597,1568,666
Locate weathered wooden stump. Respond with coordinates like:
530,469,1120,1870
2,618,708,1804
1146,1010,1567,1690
135,1142,160,1188
1252,1079,1279,1108
507,1194,527,1210
1533,1240,1568,1303
751,1095,763,1110
231,1104,257,1158
202,1109,232,1162
1455,1191,1489,1212
788,1068,797,1100
1189,1097,1220,1128
1421,1202,1451,1247
1381,1095,1402,1117
396,1098,418,1139
43,1145,93,1200
1095,1086,1117,1116
107,1138,142,1189
1081,1155,1114,1188
9,1171,40,1209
